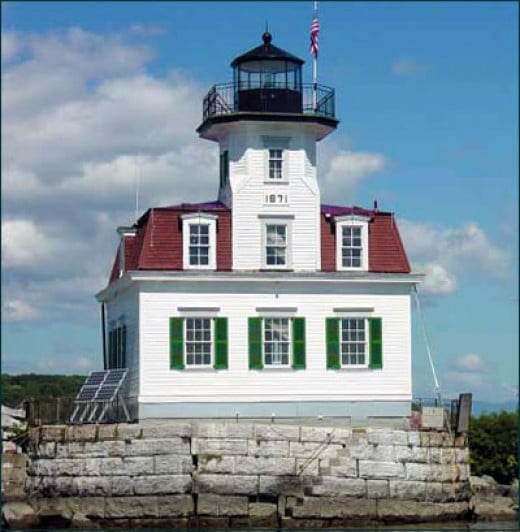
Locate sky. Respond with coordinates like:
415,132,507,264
2,1,518,404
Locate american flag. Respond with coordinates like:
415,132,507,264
310,14,319,57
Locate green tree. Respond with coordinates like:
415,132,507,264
1,373,86,408
468,409,518,484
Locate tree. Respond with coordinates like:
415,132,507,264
468,409,518,484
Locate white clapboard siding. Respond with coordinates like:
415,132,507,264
227,122,320,271
136,280,412,403
105,286,140,399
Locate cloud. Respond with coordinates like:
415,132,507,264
455,353,486,372
399,219,510,295
320,149,387,203
2,27,216,325
391,57,423,76
2,299,39,322
1,31,24,63
418,263,458,295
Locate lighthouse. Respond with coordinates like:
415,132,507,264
197,31,338,272
97,31,419,424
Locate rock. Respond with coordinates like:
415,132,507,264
472,495,518,521
2,501,40,528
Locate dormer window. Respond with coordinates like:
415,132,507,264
335,215,370,271
182,213,218,270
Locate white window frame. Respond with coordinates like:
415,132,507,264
339,317,369,368
184,317,214,368
268,148,284,180
263,317,292,368
262,136,290,183
335,215,370,271
182,213,218,270
260,216,293,270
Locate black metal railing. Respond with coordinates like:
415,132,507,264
202,82,336,121
411,397,462,431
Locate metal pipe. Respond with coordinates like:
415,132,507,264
101,303,107,370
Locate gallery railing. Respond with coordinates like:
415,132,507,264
202,82,336,121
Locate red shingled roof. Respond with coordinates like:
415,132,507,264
108,202,410,284
320,204,410,274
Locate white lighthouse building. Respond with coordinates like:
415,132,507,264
96,32,421,424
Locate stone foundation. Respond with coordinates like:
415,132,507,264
14,422,472,528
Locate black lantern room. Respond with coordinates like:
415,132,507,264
231,31,304,113
197,31,337,141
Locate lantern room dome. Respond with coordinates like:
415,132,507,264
231,31,304,72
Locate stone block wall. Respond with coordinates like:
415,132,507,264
20,422,471,528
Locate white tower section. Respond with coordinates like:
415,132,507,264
197,32,338,272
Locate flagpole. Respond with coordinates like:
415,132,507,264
311,0,318,111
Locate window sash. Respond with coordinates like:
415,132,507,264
265,224,287,266
189,224,210,266
340,318,367,366
185,318,213,367
263,318,291,366
268,149,283,179
341,226,363,268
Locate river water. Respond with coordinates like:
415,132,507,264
11,522,519,531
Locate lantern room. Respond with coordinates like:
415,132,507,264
231,31,304,113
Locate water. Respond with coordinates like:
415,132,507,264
11,523,519,531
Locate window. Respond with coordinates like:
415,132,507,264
264,318,290,366
107,324,127,369
169,317,228,370
248,317,305,370
185,318,212,366
189,224,209,266
219,150,229,188
340,318,367,366
182,213,218,270
335,216,370,271
265,224,287,266
326,317,382,370
268,148,283,179
341,226,362,268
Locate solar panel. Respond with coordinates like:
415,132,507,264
84,372,106,386
70,368,130,424
96,385,119,401
76,387,98,402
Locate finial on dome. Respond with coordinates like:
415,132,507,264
262,27,272,46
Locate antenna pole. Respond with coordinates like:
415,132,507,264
413,285,442,402
135,155,141,220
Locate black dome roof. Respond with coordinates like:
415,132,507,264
231,31,304,68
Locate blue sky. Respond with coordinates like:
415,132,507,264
2,2,518,403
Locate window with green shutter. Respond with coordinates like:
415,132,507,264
326,318,340,369
214,317,228,370
368,317,383,369
292,317,306,369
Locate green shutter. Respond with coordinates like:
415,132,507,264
292,317,306,370
248,317,263,370
121,325,127,368
214,318,228,370
369,317,383,369
326,318,340,369
170,318,185,370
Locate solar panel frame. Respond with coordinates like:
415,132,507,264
73,369,128,404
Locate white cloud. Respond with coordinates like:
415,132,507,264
2,299,39,321
1,27,218,324
320,149,387,203
399,219,510,295
1,31,24,63
455,353,486,372
418,263,458,295
392,57,423,76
